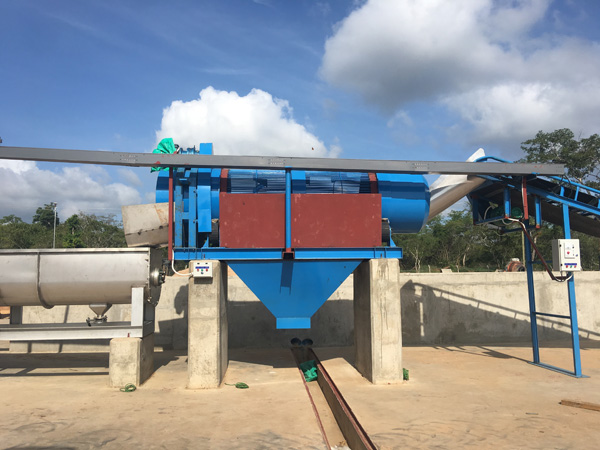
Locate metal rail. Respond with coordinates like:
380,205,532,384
0,146,565,175
292,346,376,450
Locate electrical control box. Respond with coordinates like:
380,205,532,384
552,239,581,272
191,260,213,278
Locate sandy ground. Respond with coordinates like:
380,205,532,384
321,343,600,449
1,340,599,449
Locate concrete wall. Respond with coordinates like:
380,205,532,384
9,270,600,352
400,272,600,345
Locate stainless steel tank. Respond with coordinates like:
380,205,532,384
0,248,164,308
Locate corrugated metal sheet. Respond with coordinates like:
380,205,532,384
226,170,372,194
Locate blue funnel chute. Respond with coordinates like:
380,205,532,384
228,259,360,329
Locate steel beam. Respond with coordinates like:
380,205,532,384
174,246,403,260
0,321,151,340
0,146,564,176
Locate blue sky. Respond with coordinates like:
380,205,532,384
1,0,599,221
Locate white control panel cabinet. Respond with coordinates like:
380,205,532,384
191,260,213,278
552,239,581,272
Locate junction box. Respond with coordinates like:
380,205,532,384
552,239,581,272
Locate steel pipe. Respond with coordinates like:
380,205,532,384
0,248,163,308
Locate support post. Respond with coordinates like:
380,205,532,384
285,168,292,252
9,306,22,325
524,234,540,364
563,204,583,377
109,287,155,387
353,259,402,384
187,260,228,389
109,334,154,387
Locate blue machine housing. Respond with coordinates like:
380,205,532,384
156,144,430,329
156,151,430,236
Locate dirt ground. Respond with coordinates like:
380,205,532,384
1,340,599,449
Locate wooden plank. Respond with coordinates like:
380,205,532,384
560,400,600,412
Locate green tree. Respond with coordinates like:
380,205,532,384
32,204,60,228
395,216,442,272
0,215,24,225
521,129,600,187
77,213,126,248
62,214,84,248
0,210,127,250
0,217,48,249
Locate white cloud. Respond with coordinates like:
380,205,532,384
0,160,141,221
117,168,143,188
320,0,600,152
156,86,342,158
442,81,600,154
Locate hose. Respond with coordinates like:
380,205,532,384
225,382,249,389
119,383,137,393
505,218,572,282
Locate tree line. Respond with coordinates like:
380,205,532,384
394,210,599,272
0,204,126,249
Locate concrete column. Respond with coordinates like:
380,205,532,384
109,334,154,387
187,261,228,389
353,259,402,384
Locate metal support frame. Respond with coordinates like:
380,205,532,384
0,287,155,341
469,162,590,377
173,246,402,261
524,207,584,377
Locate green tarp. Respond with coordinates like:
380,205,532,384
150,137,176,172
299,360,318,382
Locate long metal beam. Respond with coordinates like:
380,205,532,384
0,145,564,176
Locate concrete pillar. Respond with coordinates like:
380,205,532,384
353,259,403,384
109,334,154,387
187,260,228,389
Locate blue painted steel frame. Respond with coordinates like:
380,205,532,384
174,246,403,261
470,156,591,377
285,169,292,249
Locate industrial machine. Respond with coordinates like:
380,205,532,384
151,144,430,328
1,142,579,377
0,248,164,340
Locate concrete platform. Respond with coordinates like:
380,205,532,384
1,340,599,449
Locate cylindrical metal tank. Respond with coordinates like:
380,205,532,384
154,169,431,234
377,173,430,233
0,248,163,308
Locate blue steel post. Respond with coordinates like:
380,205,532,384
503,188,511,217
534,195,542,227
285,168,292,250
562,203,583,377
188,172,197,248
524,235,540,364
174,170,184,247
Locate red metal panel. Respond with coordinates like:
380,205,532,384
291,194,382,248
219,193,285,248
